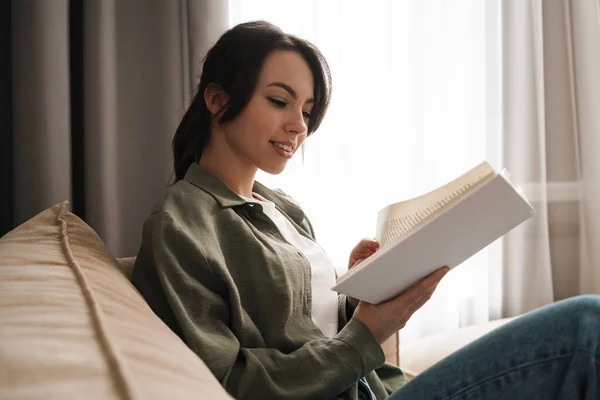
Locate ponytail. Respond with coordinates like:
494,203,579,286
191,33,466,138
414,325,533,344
172,91,212,181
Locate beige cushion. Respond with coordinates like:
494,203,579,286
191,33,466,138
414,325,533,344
116,257,136,280
0,202,232,400
400,318,515,380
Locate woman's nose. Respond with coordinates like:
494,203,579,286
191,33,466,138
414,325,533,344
285,111,308,135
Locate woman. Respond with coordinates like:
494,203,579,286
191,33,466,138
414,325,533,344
132,21,600,400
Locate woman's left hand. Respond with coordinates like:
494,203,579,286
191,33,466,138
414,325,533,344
348,238,379,270
346,239,380,309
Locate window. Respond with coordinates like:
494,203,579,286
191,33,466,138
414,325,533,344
230,0,501,343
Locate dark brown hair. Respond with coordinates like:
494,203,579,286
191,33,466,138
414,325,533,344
172,21,332,181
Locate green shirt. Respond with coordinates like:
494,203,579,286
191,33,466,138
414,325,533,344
132,163,406,399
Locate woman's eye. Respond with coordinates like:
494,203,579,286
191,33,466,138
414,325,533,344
269,98,310,120
268,98,287,108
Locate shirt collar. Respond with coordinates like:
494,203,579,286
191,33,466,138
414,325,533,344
183,163,307,225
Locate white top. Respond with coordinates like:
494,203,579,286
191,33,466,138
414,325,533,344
241,193,339,338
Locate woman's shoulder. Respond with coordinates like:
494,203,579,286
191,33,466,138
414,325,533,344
147,179,221,227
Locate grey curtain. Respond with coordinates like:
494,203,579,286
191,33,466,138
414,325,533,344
501,0,600,317
5,0,229,257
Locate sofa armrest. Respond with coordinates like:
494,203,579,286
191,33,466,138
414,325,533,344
381,332,400,366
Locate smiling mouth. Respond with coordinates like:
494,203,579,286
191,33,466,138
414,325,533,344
269,141,295,153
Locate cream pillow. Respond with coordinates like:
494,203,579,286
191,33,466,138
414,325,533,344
400,317,515,380
116,256,136,280
0,202,232,400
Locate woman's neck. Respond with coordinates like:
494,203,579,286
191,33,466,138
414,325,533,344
198,140,257,198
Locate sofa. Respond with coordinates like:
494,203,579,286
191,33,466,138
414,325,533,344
0,202,512,399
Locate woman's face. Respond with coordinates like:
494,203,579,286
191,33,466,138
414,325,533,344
221,50,315,175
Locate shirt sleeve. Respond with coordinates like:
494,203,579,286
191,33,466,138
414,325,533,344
337,293,357,332
146,211,386,400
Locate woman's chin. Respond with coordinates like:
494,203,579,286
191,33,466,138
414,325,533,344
260,162,287,176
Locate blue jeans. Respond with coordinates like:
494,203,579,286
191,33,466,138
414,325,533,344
388,295,600,399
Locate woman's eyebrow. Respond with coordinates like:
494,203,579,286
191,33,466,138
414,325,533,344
266,82,314,104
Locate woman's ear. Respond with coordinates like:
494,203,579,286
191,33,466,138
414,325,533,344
204,84,230,119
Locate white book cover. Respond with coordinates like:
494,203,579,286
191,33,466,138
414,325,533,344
331,161,536,305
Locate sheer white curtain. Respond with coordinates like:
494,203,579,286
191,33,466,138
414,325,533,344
229,0,501,344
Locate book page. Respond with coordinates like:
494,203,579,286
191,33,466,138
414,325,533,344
376,162,496,248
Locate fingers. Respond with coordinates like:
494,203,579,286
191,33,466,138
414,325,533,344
386,266,449,311
406,280,439,316
380,267,448,326
361,238,379,250
349,239,380,269
422,266,449,289
353,238,379,252
353,267,449,344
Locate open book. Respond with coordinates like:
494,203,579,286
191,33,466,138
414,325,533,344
331,161,536,305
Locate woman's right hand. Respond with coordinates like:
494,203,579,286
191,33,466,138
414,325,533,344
353,267,449,345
